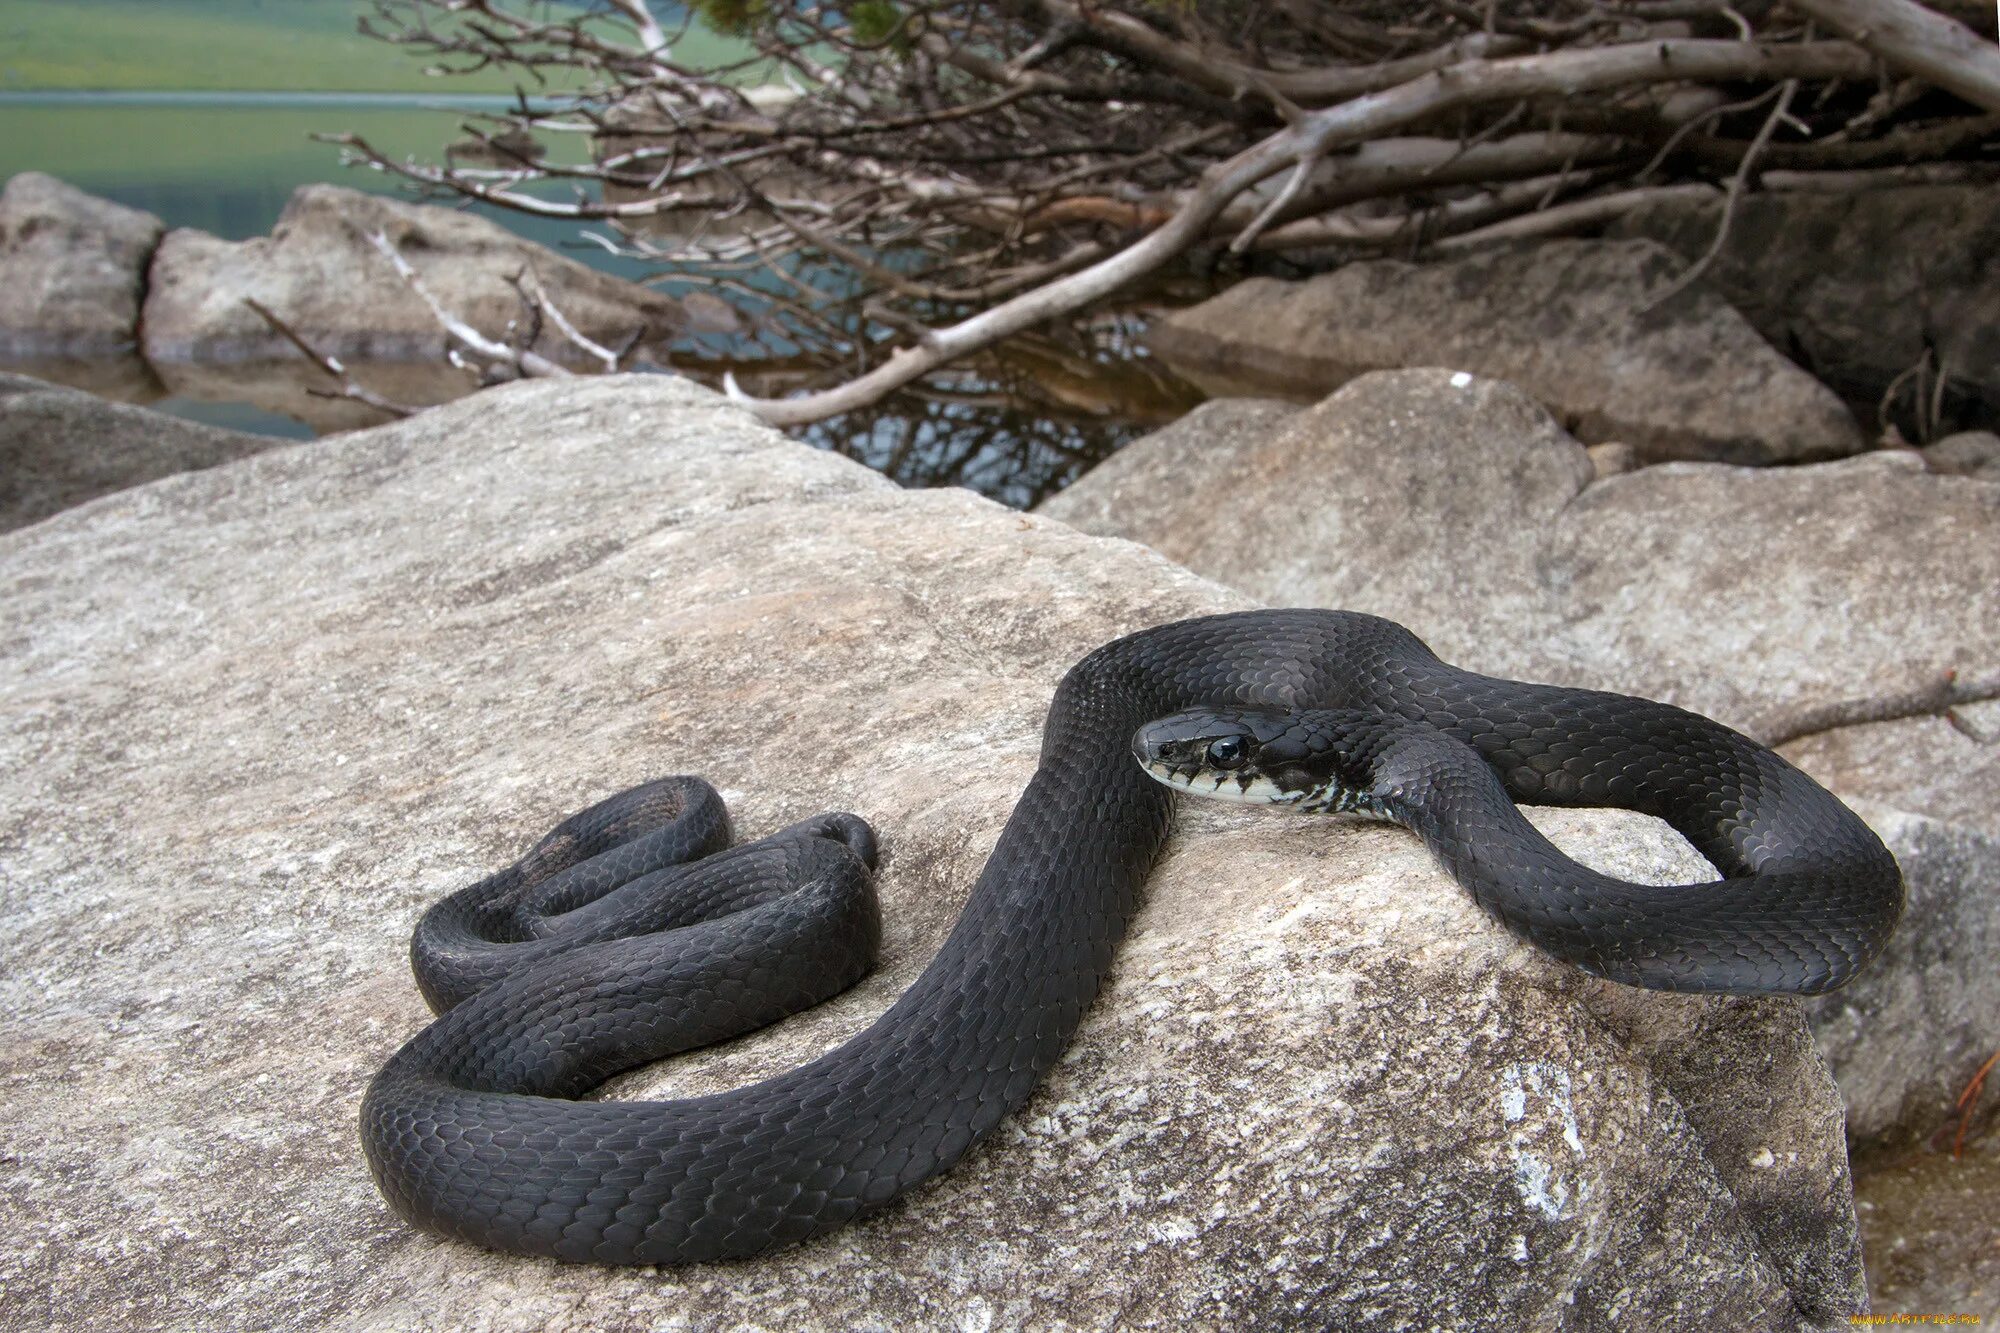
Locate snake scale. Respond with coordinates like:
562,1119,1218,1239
361,608,1902,1264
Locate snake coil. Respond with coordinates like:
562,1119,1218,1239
361,609,1902,1264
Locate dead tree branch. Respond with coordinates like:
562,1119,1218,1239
1787,0,2000,113
242,297,421,418
344,0,2000,427
731,38,1880,424
362,229,571,379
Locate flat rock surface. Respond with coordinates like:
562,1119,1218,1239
141,184,689,365
1148,241,1864,465
0,372,279,532
1,376,1865,1330
0,171,162,358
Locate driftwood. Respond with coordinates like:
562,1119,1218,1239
336,0,2000,425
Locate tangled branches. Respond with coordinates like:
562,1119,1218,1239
336,0,2000,424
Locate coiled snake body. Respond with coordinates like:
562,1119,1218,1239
361,609,1902,1264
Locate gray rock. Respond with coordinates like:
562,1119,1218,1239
1047,369,2000,1147
1544,450,1998,742
0,372,279,532
0,375,1865,1330
1056,369,2000,766
141,184,689,365
1808,803,2000,1151
1033,396,1300,538
0,172,163,358
1922,430,2000,480
1609,186,2000,432
1779,706,2000,843
1148,241,1865,465
1043,372,1594,684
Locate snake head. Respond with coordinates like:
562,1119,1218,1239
1132,707,1399,819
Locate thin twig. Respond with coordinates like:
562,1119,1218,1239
1953,1050,1999,1158
1640,79,1798,312
241,297,422,417
362,229,572,378
520,266,626,371
1230,153,1320,254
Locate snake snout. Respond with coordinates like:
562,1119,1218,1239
1134,709,1318,805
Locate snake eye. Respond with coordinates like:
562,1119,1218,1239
1206,736,1247,769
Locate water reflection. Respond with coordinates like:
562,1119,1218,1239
15,316,1201,508
2,94,1209,506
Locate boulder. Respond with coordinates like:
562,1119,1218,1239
1042,370,2000,1150
1039,375,1593,687
1047,371,1999,768
1148,241,1865,465
0,172,163,358
0,372,279,532
1608,186,2000,433
1030,397,1302,539
141,184,689,366
0,375,1866,1330
1809,803,2000,1148
1542,449,1998,741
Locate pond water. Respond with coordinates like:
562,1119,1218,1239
0,92,1207,508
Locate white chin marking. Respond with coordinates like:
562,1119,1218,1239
1148,766,1291,807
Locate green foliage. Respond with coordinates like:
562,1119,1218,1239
688,0,772,40
848,0,905,48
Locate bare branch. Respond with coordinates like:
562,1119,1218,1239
520,268,627,372
1640,79,1799,311
732,38,1877,425
242,297,422,418
1435,183,1722,249
362,229,572,378
346,2,1994,436
1786,0,2000,113
1230,153,1319,254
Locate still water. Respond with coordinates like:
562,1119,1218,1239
0,92,1204,508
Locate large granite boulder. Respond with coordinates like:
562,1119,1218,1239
1608,186,2000,434
1042,370,2000,1151
1149,241,1865,466
0,372,278,532
2,376,1868,1330
1041,377,1592,686
0,172,163,358
141,184,690,366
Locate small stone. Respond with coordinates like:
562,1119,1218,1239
0,372,275,532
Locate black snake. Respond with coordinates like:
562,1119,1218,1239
360,609,1902,1264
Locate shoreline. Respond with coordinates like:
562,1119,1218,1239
0,89,550,111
